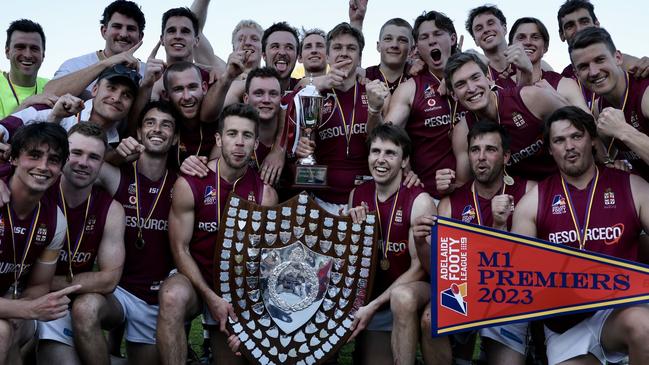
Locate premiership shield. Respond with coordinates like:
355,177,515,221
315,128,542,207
214,192,379,364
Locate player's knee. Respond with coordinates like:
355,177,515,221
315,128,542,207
618,306,649,346
0,320,14,351
158,276,192,314
71,293,103,328
390,284,418,315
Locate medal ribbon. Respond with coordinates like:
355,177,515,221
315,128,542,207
133,161,168,241
560,167,599,250
177,124,203,165
471,181,506,226
59,185,92,278
429,70,458,136
3,72,38,106
374,187,401,262
6,203,41,295
378,68,403,92
332,81,358,156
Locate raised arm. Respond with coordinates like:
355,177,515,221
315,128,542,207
511,185,538,237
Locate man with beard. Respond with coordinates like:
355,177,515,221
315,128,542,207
512,106,649,365
569,27,649,182
557,0,649,108
36,122,125,364
157,103,277,365
508,17,588,111
444,52,568,182
465,5,533,88
0,123,77,364
1,19,54,118
44,0,146,100
346,123,434,365
70,101,179,364
0,65,140,146
366,11,470,199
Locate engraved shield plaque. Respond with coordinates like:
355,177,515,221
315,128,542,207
214,192,379,364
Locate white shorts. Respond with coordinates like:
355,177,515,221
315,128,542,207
480,322,529,355
113,286,159,345
544,309,626,365
366,309,393,332
37,311,74,346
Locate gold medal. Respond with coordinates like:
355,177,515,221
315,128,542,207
380,258,390,271
66,272,74,283
135,233,146,249
503,175,514,186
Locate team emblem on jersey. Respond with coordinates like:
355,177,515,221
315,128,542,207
461,205,476,223
440,282,468,316
361,93,368,105
178,142,187,153
204,186,217,205
512,112,526,128
247,191,256,203
552,194,567,215
394,208,403,224
604,188,616,207
321,98,334,115
128,183,136,195
35,224,48,243
86,216,97,232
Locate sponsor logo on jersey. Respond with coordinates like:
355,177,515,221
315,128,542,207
552,194,566,215
128,183,136,195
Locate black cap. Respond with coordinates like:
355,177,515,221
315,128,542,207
97,64,141,93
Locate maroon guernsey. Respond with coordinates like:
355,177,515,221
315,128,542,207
541,70,564,90
537,167,642,261
468,87,557,181
314,81,371,204
352,182,426,304
54,185,114,276
175,122,218,167
114,164,177,305
596,74,649,181
365,65,408,94
450,177,527,229
184,165,264,285
249,142,272,172
0,194,60,294
489,64,517,89
408,70,468,198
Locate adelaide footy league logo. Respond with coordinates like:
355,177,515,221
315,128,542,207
551,194,566,215
204,186,217,205
461,205,476,223
440,282,468,315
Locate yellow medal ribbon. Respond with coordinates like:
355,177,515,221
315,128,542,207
332,81,358,157
560,167,599,250
6,202,41,298
59,184,92,281
133,161,168,244
378,68,403,92
216,159,245,227
374,187,401,263
471,181,506,226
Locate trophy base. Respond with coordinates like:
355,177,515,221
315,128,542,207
293,165,328,188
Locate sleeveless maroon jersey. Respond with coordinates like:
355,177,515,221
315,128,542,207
408,71,468,198
541,70,563,90
352,182,426,303
0,194,59,294
54,185,113,276
469,88,557,181
537,167,642,260
597,75,649,181
113,164,177,304
561,64,594,109
184,165,264,285
365,65,408,94
314,81,371,204
450,177,527,229
489,64,517,89
175,122,218,167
